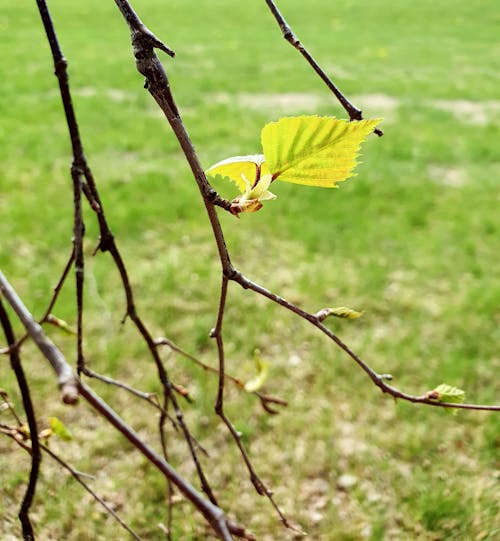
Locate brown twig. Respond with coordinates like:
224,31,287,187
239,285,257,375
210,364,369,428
2,421,142,541
0,391,24,426
264,0,383,136
81,366,165,409
1,249,76,354
211,277,295,529
155,336,288,413
0,280,240,540
0,298,40,540
40,442,144,541
36,0,87,374
36,0,219,509
111,3,298,529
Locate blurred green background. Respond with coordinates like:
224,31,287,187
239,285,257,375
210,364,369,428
0,1,498,539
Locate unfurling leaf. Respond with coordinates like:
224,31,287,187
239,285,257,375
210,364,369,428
18,424,30,439
207,115,381,214
49,416,73,441
228,172,277,216
244,349,270,393
173,383,193,403
425,384,466,405
46,314,76,335
316,306,364,321
39,428,53,441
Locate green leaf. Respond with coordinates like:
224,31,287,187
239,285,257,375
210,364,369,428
244,349,270,393
49,416,73,441
426,384,466,404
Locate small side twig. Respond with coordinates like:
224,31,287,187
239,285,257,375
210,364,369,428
155,337,288,414
1,249,75,354
41,442,143,541
81,366,163,411
265,0,383,136
210,277,296,531
2,421,142,541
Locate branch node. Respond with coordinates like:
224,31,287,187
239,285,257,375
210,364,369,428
54,57,67,78
132,26,175,58
98,231,115,253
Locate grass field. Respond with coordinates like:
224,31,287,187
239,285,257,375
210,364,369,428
1,1,499,539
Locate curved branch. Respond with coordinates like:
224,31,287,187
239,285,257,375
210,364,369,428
0,279,241,540
228,269,500,412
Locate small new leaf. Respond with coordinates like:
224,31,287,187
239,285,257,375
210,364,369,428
244,349,270,393
46,314,76,335
316,306,363,321
39,428,53,441
49,416,73,441
426,384,466,404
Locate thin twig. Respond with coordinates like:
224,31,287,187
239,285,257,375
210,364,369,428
36,0,218,509
110,2,296,527
264,0,383,136
78,381,236,540
228,269,500,412
81,367,163,410
0,298,40,540
211,277,296,530
0,392,24,426
158,389,174,541
36,0,87,374
3,422,143,541
2,249,76,354
43,249,76,318
40,442,144,541
156,337,287,413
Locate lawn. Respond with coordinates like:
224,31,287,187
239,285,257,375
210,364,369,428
0,0,499,540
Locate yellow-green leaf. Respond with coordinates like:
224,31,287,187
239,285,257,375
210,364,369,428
426,384,466,404
316,306,364,321
261,116,382,187
46,314,76,335
49,416,72,441
244,349,270,393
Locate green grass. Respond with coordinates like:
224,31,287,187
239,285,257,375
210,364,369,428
1,1,499,540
